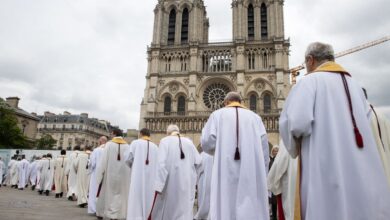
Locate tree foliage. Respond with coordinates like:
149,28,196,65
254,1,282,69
36,134,56,149
0,103,27,149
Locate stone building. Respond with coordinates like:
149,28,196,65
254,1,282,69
3,97,40,142
37,111,116,150
139,0,290,146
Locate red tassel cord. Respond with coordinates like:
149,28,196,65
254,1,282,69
117,144,121,161
147,191,158,220
234,107,241,160
145,140,150,165
341,74,364,148
178,134,185,159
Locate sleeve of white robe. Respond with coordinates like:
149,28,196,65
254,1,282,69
201,113,217,155
267,145,289,195
261,133,270,173
96,147,108,185
124,142,135,168
155,141,169,193
279,79,316,158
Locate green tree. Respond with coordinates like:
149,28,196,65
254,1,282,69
36,134,56,149
0,102,27,149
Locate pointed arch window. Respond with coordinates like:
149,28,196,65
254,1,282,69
260,3,268,39
168,9,176,45
249,94,257,112
177,96,186,115
181,8,189,43
248,4,255,40
164,96,172,114
263,93,271,113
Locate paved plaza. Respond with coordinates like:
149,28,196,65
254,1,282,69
0,186,96,220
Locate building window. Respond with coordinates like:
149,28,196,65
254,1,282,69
164,96,172,114
177,96,186,114
203,83,231,110
181,8,189,43
248,4,254,40
250,94,257,112
168,9,176,45
261,3,268,39
263,93,271,113
248,53,255,70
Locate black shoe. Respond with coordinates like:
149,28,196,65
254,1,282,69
45,190,49,196
55,194,60,198
31,185,35,191
78,203,87,208
68,196,73,201
96,217,103,220
59,192,63,197
39,190,43,195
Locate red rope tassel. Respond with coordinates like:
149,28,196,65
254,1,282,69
234,107,241,160
145,140,150,165
354,127,364,148
148,191,158,220
117,144,121,161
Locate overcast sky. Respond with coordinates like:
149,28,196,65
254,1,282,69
0,0,389,130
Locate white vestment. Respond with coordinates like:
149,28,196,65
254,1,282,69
279,71,390,219
201,106,270,220
125,139,158,220
369,107,390,186
54,156,68,194
39,158,55,191
0,160,4,185
9,159,18,186
88,145,104,214
28,161,38,186
194,152,213,220
17,159,29,188
74,152,90,205
35,159,43,190
152,135,201,220
267,141,297,220
96,137,131,219
66,151,79,198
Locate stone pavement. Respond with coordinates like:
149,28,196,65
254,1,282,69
0,186,97,220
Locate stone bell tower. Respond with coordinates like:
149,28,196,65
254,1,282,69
139,0,290,147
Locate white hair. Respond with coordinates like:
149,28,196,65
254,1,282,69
167,124,180,135
305,42,335,62
224,91,242,103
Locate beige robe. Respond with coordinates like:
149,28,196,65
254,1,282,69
370,107,390,187
74,152,91,205
96,137,131,219
54,156,69,194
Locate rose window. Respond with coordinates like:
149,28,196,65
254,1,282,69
203,83,231,110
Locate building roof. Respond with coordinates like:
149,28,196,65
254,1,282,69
0,98,40,121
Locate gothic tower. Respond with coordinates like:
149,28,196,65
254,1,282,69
139,0,290,146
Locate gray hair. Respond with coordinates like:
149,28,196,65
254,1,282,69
305,42,335,62
167,124,180,135
224,91,242,103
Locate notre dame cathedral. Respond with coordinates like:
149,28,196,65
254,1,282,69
139,0,290,147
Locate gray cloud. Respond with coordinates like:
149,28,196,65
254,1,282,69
0,0,389,130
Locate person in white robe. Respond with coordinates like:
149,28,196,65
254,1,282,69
96,129,131,220
17,155,29,190
279,42,390,220
28,157,39,190
194,151,213,220
267,140,297,220
201,92,270,220
362,88,390,186
124,128,158,220
9,156,19,188
35,156,45,192
67,146,81,201
38,154,55,196
0,157,4,187
151,124,201,220
74,147,91,207
54,150,69,198
88,136,107,215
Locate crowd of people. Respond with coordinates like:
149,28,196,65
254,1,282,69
1,42,390,220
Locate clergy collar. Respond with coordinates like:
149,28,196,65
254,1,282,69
112,137,127,144
308,61,350,76
141,136,151,141
170,131,181,136
226,101,247,109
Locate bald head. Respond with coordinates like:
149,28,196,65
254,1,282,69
224,91,242,106
99,136,108,145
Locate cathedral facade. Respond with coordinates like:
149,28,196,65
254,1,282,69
139,0,290,147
